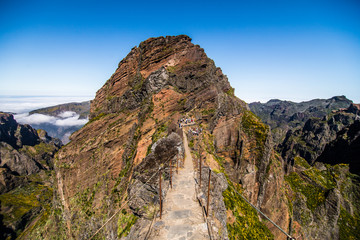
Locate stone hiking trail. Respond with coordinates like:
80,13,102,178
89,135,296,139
149,128,210,240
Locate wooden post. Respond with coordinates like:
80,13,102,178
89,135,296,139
199,152,202,187
198,145,201,169
159,168,162,219
176,154,179,174
206,168,211,217
170,157,172,189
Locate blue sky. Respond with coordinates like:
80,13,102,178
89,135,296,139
1,0,359,106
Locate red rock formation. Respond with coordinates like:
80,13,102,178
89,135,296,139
53,35,291,239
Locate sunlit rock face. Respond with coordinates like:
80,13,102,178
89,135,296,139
24,35,360,240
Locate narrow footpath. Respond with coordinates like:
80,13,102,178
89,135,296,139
149,129,209,240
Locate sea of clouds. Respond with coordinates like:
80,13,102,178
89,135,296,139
14,111,89,144
0,96,92,144
15,111,88,127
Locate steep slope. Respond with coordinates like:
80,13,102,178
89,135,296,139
317,120,360,175
279,111,358,166
249,96,353,143
0,112,61,239
29,35,360,240
29,35,294,240
266,103,360,239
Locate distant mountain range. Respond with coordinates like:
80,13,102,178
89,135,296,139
249,96,354,143
250,95,360,174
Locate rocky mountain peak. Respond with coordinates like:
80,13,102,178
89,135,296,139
90,35,232,118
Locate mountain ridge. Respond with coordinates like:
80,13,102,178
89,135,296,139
52,35,287,239
10,35,360,240
249,95,353,144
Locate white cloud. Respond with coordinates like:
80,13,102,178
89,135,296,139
58,111,77,118
55,115,88,126
15,112,88,127
15,113,57,125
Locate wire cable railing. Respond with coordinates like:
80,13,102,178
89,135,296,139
90,120,296,240
185,123,296,240
89,165,163,240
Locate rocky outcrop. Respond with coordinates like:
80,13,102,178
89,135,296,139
317,120,360,175
0,113,40,149
125,133,184,239
346,103,360,115
0,112,61,240
279,112,357,166
0,167,24,193
284,156,360,239
0,142,42,176
248,98,360,239
0,113,61,181
129,132,184,217
196,167,228,240
266,106,360,239
90,35,235,119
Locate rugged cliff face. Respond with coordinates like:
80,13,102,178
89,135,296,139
0,112,61,239
317,120,360,175
280,111,358,166
23,35,359,240
22,35,292,240
277,105,360,239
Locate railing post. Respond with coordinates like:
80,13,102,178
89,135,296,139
170,157,172,189
159,168,162,219
206,168,211,217
199,153,202,187
176,154,179,174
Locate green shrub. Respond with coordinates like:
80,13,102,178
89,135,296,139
338,207,360,240
146,122,168,155
223,181,274,240
189,139,194,148
88,113,107,124
285,172,326,212
117,209,138,238
226,87,235,97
